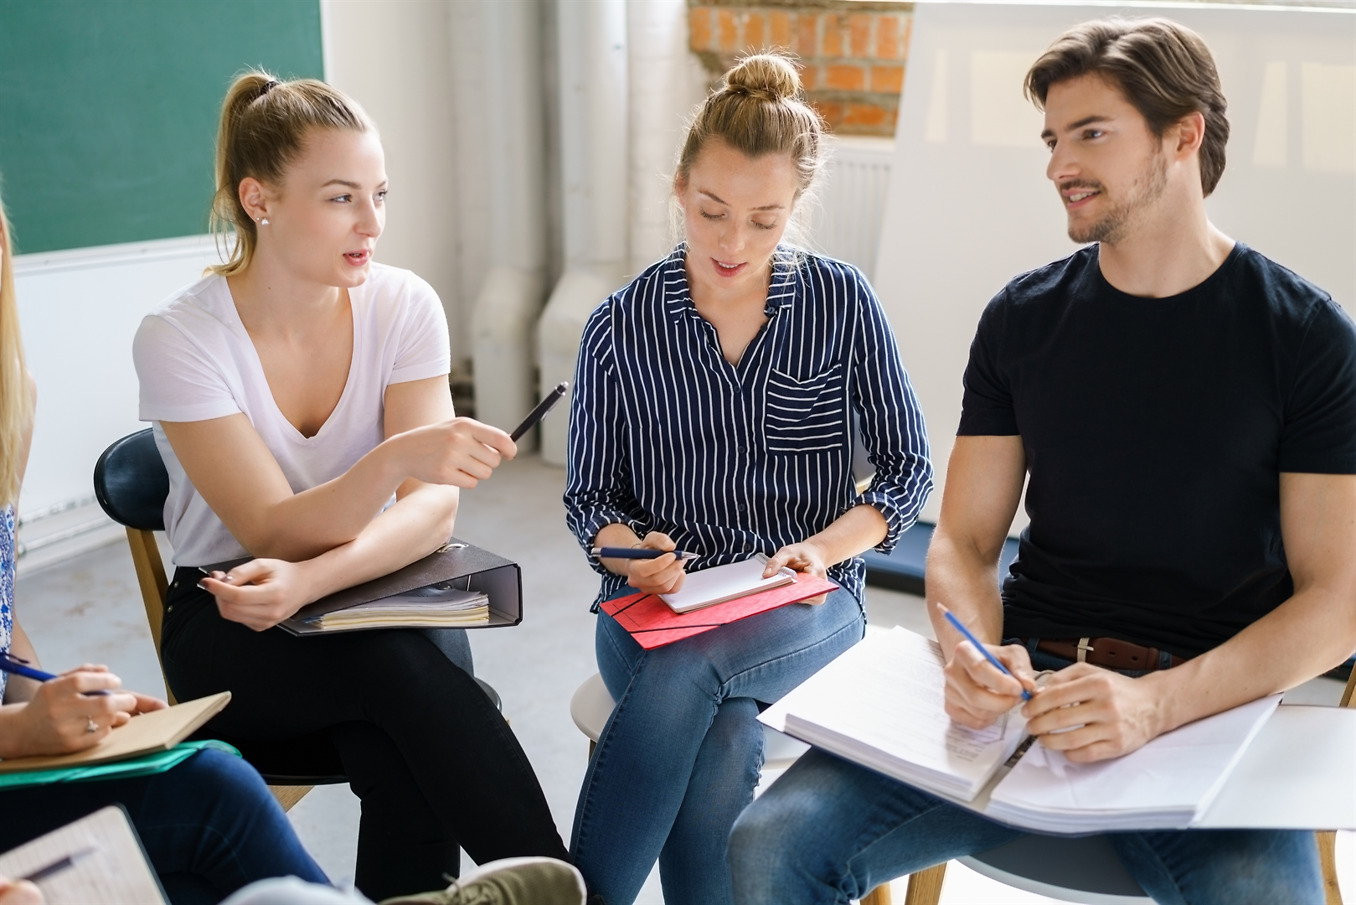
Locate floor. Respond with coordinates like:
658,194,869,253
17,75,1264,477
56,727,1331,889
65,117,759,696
15,452,1354,904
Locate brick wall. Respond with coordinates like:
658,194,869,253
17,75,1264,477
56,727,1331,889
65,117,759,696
687,1,914,136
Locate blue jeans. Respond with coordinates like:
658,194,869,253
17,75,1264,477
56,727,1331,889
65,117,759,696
728,646,1324,905
0,749,328,905
570,586,866,905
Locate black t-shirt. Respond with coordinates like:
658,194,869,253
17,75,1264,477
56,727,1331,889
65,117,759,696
959,243,1356,657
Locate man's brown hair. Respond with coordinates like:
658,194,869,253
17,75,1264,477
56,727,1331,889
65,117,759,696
1025,18,1230,196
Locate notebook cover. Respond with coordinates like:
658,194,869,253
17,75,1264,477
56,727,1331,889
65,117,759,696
602,573,839,649
0,692,230,773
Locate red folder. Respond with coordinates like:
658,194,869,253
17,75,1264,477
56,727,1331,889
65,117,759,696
601,573,840,649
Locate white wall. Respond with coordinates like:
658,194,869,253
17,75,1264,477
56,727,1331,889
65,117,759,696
877,2,1356,521
13,236,220,519
322,0,463,361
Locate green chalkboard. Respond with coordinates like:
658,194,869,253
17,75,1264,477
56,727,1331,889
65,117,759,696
0,0,323,254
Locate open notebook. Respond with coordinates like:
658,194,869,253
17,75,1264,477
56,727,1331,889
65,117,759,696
0,805,165,903
761,627,1291,834
659,555,796,614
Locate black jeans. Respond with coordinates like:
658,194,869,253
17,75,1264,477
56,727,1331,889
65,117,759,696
162,569,569,900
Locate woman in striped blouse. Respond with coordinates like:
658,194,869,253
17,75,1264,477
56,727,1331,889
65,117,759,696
563,54,933,905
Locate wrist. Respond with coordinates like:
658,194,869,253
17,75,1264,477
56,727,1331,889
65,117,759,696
1138,669,1184,737
368,432,412,491
0,704,37,758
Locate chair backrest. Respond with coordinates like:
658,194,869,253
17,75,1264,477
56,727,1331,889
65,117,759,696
93,428,168,533
92,428,348,802
93,428,171,653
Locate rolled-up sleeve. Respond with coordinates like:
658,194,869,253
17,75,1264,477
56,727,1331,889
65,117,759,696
850,275,933,553
564,303,652,573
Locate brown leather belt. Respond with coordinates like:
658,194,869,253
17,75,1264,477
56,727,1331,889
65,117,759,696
1024,637,1186,672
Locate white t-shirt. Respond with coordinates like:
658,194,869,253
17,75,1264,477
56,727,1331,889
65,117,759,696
134,264,451,567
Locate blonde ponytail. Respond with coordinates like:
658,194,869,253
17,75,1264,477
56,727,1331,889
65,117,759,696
210,70,374,276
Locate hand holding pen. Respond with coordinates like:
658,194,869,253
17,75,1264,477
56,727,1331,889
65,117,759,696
596,531,691,596
936,604,1038,730
0,653,163,756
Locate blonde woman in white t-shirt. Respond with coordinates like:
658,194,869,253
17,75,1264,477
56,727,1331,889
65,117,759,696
132,71,570,901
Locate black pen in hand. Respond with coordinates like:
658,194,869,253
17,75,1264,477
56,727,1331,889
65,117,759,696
510,382,569,441
0,652,110,696
592,547,700,562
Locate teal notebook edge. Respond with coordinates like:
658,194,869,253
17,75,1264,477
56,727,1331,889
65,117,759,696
0,739,240,790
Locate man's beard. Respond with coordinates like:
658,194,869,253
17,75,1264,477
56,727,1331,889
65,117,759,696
1066,149,1169,245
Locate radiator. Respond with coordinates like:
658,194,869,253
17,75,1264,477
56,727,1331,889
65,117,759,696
810,136,895,283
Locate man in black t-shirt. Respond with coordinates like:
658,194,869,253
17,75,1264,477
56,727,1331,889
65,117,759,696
730,18,1356,904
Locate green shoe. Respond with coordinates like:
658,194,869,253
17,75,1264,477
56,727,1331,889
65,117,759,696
378,857,586,905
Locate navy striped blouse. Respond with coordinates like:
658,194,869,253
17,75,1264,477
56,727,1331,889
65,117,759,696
564,245,933,605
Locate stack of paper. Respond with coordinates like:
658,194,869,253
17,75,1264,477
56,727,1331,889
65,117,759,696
303,584,490,631
776,629,1029,801
762,626,1287,833
986,695,1277,832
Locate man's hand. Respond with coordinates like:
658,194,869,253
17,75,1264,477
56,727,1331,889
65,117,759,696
1022,663,1169,762
943,640,1038,729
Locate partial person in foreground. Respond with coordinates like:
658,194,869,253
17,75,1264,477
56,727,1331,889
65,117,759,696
730,18,1356,905
132,72,568,899
563,52,932,905
0,178,328,904
219,857,587,905
0,856,587,905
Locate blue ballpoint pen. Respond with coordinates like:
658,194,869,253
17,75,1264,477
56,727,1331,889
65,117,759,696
591,547,699,562
938,605,1032,701
0,651,111,695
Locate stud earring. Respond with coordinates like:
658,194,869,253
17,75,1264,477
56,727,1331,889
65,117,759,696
259,218,269,226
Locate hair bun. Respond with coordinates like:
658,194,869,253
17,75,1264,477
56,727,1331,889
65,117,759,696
724,54,801,101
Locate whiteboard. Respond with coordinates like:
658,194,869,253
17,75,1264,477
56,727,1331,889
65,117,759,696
876,2,1356,520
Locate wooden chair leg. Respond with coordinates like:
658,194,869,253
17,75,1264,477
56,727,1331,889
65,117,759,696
269,784,314,812
862,882,894,905
1318,830,1343,905
901,862,947,905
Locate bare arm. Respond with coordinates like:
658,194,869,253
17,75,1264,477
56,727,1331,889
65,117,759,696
162,377,509,563
3,621,41,703
198,376,516,627
1026,471,1356,762
763,504,889,579
925,435,1036,724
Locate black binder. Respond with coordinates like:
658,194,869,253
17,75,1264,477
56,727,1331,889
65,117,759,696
275,538,523,636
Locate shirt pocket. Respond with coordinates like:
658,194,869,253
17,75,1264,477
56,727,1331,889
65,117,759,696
765,364,848,454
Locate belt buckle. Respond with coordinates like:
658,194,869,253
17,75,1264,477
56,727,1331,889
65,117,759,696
1076,637,1095,663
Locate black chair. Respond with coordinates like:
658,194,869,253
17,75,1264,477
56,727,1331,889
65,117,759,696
93,428,503,809
861,520,1020,597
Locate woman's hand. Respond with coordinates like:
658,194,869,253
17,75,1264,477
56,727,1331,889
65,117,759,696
387,418,516,489
200,559,317,630
6,672,143,758
0,878,43,905
763,540,831,604
619,532,689,596
763,540,830,579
